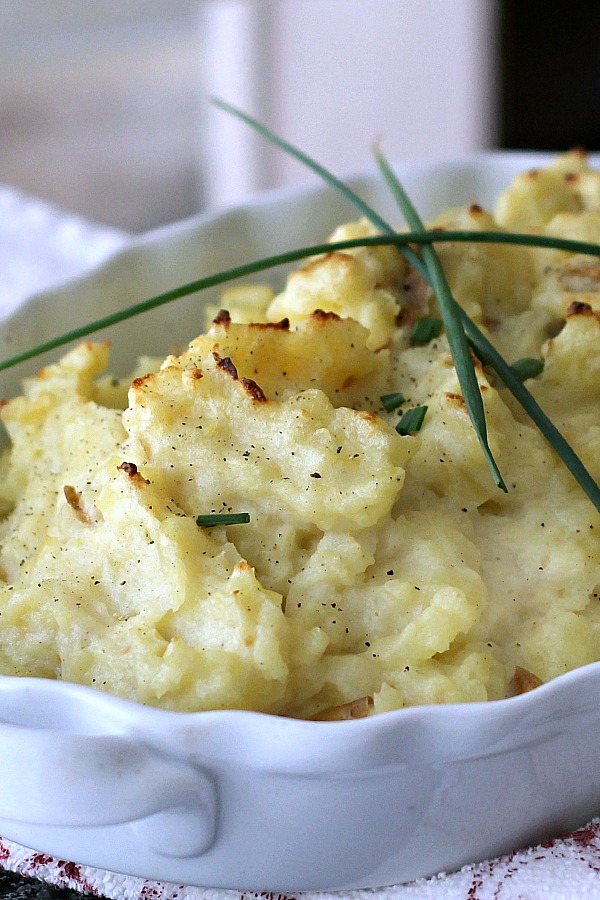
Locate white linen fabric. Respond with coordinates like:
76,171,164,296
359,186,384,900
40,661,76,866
0,184,127,315
1,821,600,900
0,185,597,900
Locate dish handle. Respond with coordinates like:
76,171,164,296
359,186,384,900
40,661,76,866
0,723,217,858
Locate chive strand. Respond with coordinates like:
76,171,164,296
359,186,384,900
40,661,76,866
374,147,507,492
459,312,600,514
3,230,600,376
196,513,250,527
1,226,600,511
212,101,508,491
210,97,430,279
0,239,378,372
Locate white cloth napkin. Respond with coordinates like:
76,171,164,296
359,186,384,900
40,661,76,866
0,185,598,900
0,184,127,315
1,821,600,900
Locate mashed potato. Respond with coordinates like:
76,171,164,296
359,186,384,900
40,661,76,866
0,151,598,718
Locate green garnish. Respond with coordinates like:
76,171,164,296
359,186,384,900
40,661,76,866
410,316,444,344
1,237,599,512
216,101,597,512
396,406,428,436
458,311,600,511
210,97,428,279
2,230,600,373
213,101,507,493
374,162,599,514
196,513,250,528
373,145,507,493
510,358,545,382
1,103,600,516
380,392,406,412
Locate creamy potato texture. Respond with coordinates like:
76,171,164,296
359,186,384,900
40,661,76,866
0,151,599,717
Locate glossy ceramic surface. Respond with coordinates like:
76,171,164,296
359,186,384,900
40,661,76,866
0,153,598,891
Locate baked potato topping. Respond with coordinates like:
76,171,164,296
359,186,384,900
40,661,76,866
0,152,598,718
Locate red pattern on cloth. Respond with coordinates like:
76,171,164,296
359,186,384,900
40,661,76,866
1,821,600,900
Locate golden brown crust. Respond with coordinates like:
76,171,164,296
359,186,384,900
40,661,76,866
215,355,239,379
313,696,374,721
248,319,290,331
63,485,102,525
444,391,467,410
117,461,150,486
300,250,352,277
240,377,268,402
566,300,600,325
510,666,543,696
212,309,231,327
131,372,155,390
310,308,342,324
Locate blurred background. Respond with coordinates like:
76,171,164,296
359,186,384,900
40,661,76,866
0,0,591,233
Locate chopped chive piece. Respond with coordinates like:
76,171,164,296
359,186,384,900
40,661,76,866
511,358,544,382
396,406,428,436
196,513,250,528
411,316,444,344
380,392,406,412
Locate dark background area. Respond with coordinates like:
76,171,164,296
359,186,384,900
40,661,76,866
499,0,600,151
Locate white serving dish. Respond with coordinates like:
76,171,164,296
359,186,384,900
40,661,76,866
0,152,599,892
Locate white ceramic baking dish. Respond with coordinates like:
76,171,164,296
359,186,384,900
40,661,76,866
0,152,598,892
